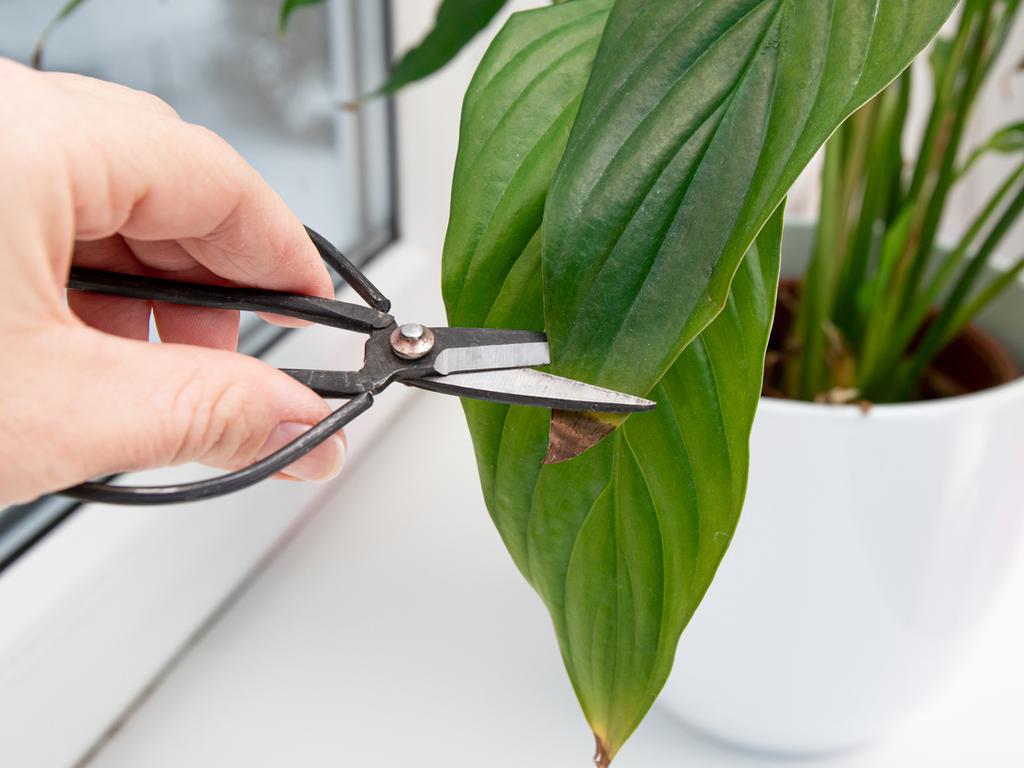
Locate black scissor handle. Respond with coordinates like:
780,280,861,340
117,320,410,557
67,268,393,333
55,227,386,505
59,394,373,505
67,226,393,332
305,226,390,313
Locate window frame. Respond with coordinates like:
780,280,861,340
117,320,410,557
0,0,400,574
0,2,415,766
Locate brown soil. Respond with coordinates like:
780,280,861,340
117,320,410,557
764,279,1020,403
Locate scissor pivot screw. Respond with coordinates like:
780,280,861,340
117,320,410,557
391,323,435,359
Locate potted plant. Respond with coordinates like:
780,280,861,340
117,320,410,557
660,3,1024,754
286,0,1008,762
437,0,999,764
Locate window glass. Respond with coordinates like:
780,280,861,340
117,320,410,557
0,0,396,568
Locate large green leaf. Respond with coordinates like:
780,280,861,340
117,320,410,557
443,0,779,761
442,0,955,763
543,0,959,398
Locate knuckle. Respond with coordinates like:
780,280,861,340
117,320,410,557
137,90,179,118
188,123,240,162
165,374,260,467
135,90,180,119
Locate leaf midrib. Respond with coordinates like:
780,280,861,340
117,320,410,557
555,1,777,253
583,4,784,388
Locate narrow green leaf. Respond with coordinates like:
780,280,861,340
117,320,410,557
377,0,510,95
951,252,1024,332
856,206,914,387
832,73,910,346
892,6,996,316
893,174,1024,399
32,0,89,69
860,160,1024,397
907,6,978,203
928,35,954,84
792,131,845,400
958,122,1024,179
278,0,324,35
442,0,956,762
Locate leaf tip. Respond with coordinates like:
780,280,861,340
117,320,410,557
543,410,618,464
593,732,613,768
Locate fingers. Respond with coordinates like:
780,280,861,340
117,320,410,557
67,291,152,341
70,236,241,349
67,238,151,339
0,324,346,504
152,304,240,351
39,65,334,300
0,61,349,507
44,71,181,119
109,237,243,348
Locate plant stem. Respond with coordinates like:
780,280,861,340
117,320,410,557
892,178,1024,400
790,133,845,400
833,75,909,346
888,161,1024,363
951,254,1024,331
894,3,993,312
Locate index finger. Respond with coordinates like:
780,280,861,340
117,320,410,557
45,67,335,301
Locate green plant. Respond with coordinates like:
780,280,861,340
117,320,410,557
33,0,991,763
784,0,1023,404
31,0,87,68
441,1,958,763
282,0,511,95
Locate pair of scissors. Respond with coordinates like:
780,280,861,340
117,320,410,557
58,228,655,505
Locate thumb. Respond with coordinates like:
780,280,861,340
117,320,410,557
40,326,345,495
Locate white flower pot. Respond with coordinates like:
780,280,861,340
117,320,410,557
657,222,1024,755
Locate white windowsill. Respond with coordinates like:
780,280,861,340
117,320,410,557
0,240,438,768
71,363,1024,768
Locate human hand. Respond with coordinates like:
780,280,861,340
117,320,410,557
0,58,346,506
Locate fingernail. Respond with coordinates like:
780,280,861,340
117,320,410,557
258,422,346,482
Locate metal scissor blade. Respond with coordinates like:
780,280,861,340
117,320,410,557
405,368,655,413
433,341,550,375
430,328,549,375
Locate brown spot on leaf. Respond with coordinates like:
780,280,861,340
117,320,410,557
544,410,616,464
